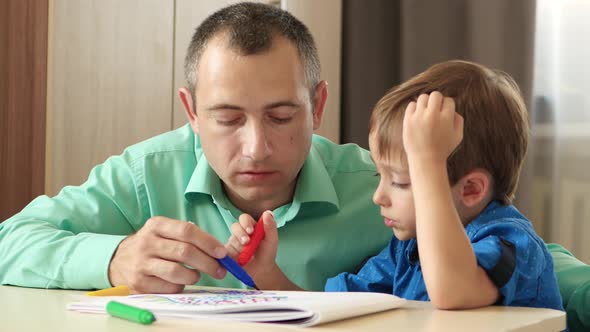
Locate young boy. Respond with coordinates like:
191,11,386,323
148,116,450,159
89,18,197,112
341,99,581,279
227,60,564,311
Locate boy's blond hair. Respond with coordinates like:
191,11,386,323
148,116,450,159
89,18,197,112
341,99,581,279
368,60,529,204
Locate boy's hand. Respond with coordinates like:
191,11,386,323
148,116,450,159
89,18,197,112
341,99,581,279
226,211,279,280
403,91,464,165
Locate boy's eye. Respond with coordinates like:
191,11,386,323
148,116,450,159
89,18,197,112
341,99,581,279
374,172,381,177
392,182,410,189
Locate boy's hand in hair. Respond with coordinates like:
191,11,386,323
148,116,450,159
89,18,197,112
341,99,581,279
402,91,463,166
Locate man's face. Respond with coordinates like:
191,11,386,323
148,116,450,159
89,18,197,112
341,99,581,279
187,35,324,212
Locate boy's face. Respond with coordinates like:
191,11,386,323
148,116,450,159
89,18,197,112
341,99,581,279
370,133,470,241
369,134,417,241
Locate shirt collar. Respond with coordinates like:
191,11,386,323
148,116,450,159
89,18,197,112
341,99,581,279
184,135,340,225
293,144,340,207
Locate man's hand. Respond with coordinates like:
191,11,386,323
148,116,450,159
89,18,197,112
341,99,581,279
108,216,228,294
402,91,463,166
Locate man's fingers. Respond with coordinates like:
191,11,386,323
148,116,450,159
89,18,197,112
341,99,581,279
146,258,202,285
153,237,224,279
145,217,227,259
129,275,185,294
109,217,231,294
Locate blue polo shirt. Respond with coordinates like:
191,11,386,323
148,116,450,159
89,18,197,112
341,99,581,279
325,201,564,311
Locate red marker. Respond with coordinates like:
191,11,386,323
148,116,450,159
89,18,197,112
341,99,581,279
238,215,266,266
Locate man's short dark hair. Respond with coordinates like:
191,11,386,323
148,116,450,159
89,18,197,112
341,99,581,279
184,2,320,100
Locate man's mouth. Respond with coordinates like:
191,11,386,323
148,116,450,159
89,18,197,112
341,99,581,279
237,171,276,181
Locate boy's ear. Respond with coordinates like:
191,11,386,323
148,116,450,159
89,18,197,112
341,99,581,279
455,169,493,208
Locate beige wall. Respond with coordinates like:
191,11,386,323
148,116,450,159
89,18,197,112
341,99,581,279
47,0,174,196
47,0,341,196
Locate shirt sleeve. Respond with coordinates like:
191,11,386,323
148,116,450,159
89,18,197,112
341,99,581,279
325,238,395,293
471,221,547,305
0,154,143,290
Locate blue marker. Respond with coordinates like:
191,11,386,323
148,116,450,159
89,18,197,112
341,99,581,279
217,256,259,290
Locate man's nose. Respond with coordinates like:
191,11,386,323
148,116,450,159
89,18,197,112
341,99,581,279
242,121,272,161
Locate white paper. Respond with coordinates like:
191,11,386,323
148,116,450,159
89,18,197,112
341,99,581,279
67,288,406,327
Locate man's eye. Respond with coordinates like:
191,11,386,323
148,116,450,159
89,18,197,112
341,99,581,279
374,172,380,177
216,119,241,126
271,117,292,124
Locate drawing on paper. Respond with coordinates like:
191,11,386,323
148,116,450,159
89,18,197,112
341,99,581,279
128,289,287,306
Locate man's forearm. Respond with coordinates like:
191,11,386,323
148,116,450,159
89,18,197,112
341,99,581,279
0,215,126,289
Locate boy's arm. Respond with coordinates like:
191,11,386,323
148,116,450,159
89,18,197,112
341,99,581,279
227,211,303,291
403,92,499,309
325,239,395,293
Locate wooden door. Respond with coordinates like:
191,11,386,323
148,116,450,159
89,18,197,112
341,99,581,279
0,0,48,221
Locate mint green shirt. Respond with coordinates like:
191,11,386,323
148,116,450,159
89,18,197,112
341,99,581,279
0,124,390,291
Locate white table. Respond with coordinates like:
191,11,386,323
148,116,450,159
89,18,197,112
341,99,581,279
0,285,566,331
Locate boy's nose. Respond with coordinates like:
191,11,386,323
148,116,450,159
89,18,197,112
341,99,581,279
372,183,390,207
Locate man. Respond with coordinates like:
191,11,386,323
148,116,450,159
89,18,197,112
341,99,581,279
0,2,389,294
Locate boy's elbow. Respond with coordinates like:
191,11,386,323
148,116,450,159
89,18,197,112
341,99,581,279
426,269,499,310
428,286,498,310
431,298,467,310
429,291,465,310
425,279,466,309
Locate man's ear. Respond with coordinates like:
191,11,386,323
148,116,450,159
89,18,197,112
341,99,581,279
312,80,328,130
455,169,493,208
179,87,198,134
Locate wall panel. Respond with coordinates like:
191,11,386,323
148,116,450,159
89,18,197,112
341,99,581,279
47,0,174,195
0,0,48,220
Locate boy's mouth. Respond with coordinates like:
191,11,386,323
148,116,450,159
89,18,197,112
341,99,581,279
383,217,398,228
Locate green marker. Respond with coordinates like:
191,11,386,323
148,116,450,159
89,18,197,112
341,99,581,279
106,301,156,325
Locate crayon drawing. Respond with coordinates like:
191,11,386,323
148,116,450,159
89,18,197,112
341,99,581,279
128,289,287,306
68,287,406,326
